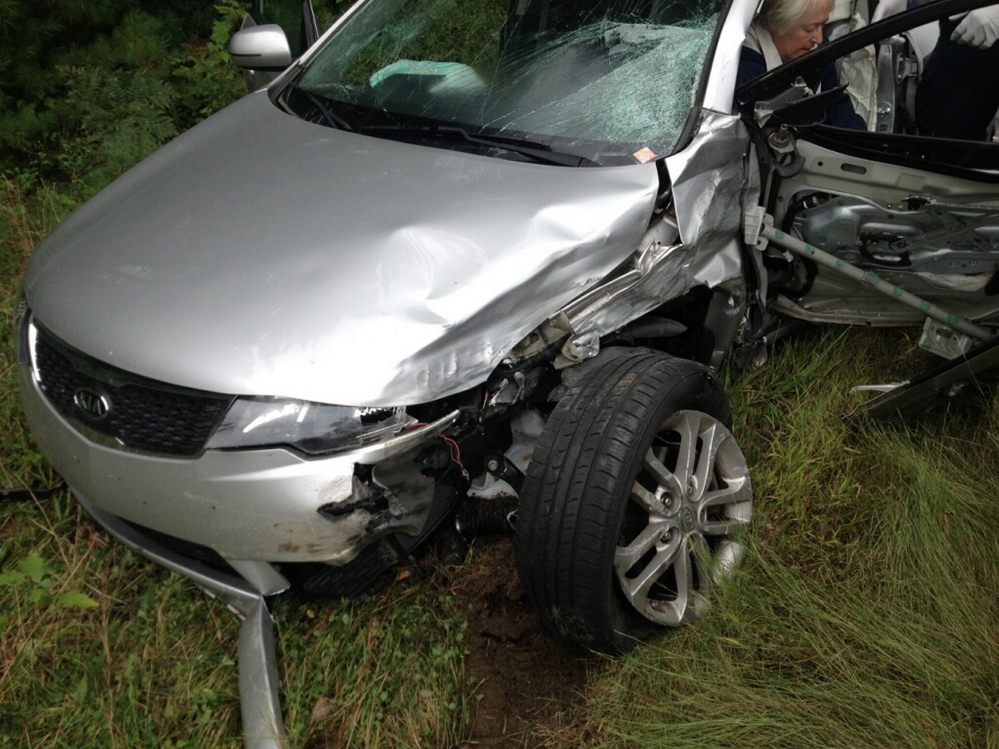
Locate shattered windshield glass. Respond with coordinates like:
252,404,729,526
292,0,718,165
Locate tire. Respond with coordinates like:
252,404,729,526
514,349,752,653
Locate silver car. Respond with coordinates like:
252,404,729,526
17,0,999,745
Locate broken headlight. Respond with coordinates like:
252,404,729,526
205,398,416,455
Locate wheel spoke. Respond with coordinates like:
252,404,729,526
672,411,699,485
630,473,667,515
692,419,727,500
618,412,752,627
642,447,684,500
689,532,712,594
700,515,752,536
619,536,695,626
698,475,751,536
647,534,709,624
618,535,681,611
700,477,751,509
670,538,694,621
614,519,669,576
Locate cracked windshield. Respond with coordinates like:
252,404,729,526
294,0,718,165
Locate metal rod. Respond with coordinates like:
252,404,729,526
239,599,288,749
761,224,994,342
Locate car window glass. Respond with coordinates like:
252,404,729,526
295,0,720,165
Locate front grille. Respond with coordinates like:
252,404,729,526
32,326,231,457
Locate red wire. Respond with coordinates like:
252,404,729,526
440,435,467,475
401,422,467,475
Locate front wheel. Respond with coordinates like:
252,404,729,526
514,350,752,653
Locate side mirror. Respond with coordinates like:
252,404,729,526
229,25,293,72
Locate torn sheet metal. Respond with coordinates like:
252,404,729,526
551,111,751,343
552,229,747,349
665,110,750,257
553,221,696,346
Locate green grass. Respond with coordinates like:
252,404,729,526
277,584,469,748
0,492,468,748
0,488,242,747
0,177,74,493
5,232,997,747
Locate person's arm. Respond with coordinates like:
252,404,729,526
951,6,999,47
874,0,999,48
820,62,867,129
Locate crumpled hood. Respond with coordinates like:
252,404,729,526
25,92,658,405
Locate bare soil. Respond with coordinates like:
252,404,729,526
445,539,603,748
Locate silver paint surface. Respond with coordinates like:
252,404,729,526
701,0,757,112
665,110,748,260
19,358,444,563
531,112,750,348
24,92,658,407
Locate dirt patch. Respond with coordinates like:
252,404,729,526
446,539,603,748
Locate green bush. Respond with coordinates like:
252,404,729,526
1,1,245,195
172,0,250,125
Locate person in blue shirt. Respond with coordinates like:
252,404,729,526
737,0,867,130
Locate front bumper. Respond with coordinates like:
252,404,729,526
18,316,456,567
17,311,463,749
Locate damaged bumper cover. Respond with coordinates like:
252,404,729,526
76,493,290,749
18,343,458,566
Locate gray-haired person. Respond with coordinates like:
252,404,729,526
737,0,867,128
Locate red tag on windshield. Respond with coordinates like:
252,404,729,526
633,148,657,163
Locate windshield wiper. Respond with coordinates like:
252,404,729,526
357,124,594,166
284,82,352,132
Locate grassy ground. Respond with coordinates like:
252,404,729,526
4,171,998,747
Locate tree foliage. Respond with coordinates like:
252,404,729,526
0,0,246,196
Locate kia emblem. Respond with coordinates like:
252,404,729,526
74,388,112,420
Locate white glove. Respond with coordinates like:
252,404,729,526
951,6,999,48
872,0,907,23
